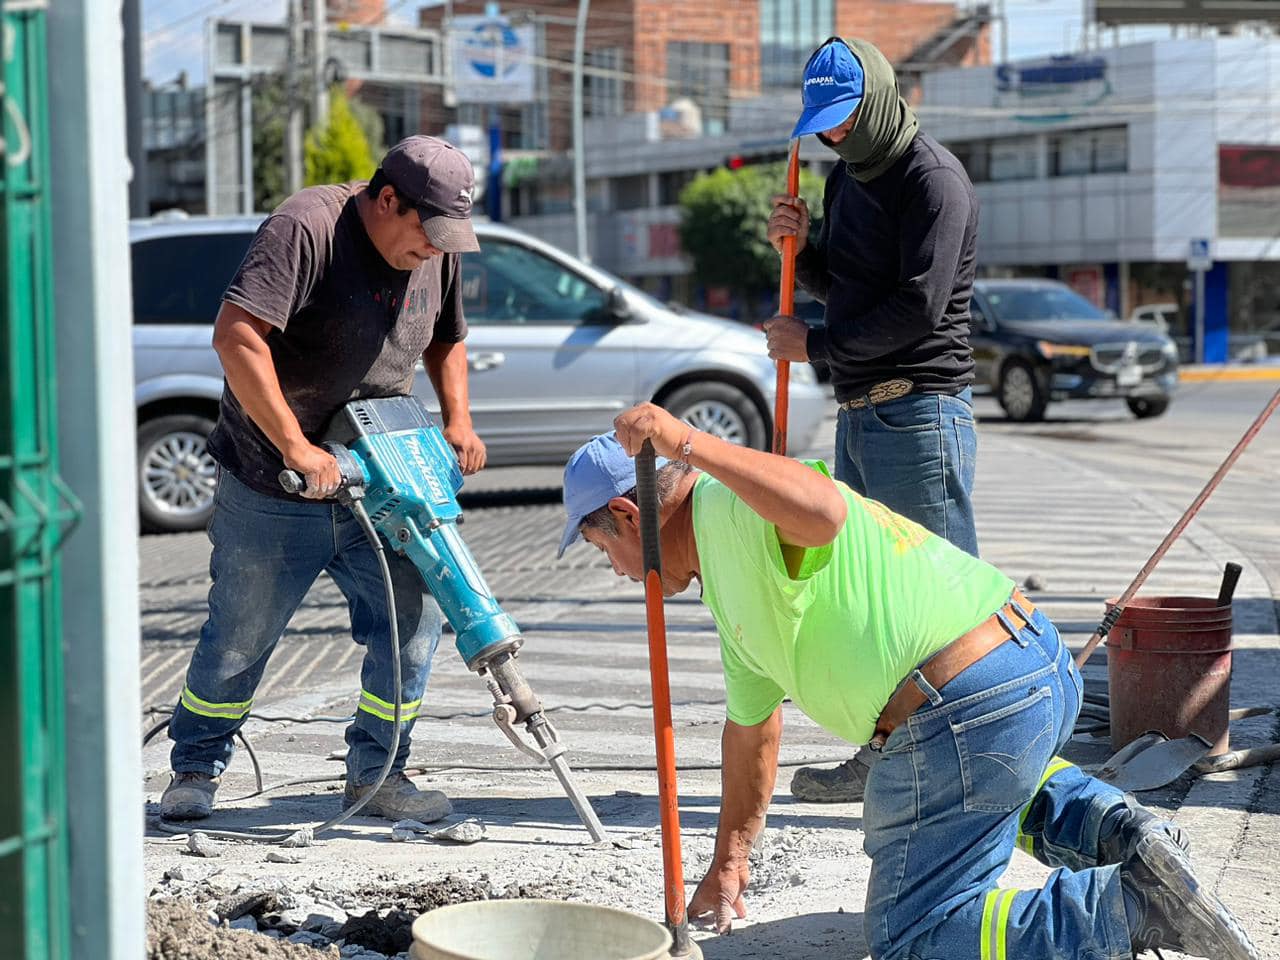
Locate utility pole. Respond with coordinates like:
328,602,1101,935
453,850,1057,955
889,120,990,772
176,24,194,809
122,0,148,216
285,0,305,195
572,0,590,261
312,0,329,127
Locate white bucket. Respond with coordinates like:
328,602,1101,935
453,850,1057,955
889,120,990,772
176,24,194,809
409,899,672,960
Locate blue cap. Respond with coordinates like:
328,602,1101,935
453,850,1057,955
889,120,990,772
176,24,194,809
557,432,668,558
791,40,864,139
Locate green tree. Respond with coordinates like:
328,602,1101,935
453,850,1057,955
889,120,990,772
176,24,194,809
250,76,288,212
678,161,824,320
304,87,377,187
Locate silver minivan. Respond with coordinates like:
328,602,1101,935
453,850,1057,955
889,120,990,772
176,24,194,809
132,214,828,532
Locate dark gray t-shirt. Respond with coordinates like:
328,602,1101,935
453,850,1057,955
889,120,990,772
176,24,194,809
208,182,466,497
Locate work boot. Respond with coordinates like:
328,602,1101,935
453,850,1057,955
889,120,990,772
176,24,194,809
790,749,871,802
159,772,219,821
1121,832,1258,960
343,772,452,823
1097,794,1190,866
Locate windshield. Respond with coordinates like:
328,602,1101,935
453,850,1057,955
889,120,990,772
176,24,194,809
982,284,1110,323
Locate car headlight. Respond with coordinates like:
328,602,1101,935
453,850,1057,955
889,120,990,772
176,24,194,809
792,362,817,385
1161,340,1178,359
1036,341,1091,359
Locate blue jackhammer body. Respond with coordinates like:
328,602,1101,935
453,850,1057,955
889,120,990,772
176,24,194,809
279,396,606,840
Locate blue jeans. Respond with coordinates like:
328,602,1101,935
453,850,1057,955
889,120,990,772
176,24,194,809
863,605,1133,960
834,388,979,556
169,471,443,786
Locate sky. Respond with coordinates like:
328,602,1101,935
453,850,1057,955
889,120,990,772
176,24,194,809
143,0,1172,86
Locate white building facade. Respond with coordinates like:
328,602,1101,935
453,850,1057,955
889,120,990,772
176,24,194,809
922,37,1280,359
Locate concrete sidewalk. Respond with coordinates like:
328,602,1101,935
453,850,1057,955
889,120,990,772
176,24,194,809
140,419,1280,959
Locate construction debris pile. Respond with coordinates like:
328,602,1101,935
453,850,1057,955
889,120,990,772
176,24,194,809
146,872,562,960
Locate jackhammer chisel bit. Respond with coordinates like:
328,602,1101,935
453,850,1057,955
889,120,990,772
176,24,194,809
286,396,609,841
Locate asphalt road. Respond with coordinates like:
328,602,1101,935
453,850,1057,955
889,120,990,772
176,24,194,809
139,378,1280,958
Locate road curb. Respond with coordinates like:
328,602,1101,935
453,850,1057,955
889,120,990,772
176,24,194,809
1180,366,1280,382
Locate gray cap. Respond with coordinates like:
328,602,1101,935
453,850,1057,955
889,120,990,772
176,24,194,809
379,135,480,254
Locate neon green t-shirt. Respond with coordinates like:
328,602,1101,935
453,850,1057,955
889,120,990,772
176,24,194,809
692,462,1016,745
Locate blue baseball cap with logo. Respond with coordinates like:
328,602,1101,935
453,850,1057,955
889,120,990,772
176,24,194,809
557,432,668,558
791,38,864,139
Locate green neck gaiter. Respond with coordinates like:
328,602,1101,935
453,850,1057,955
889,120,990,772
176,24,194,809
820,38,919,183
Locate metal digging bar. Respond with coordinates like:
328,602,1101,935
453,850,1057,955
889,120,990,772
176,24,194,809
1075,384,1280,671
635,440,699,959
773,140,801,457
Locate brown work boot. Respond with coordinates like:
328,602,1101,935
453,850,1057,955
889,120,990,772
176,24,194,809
343,772,452,823
1121,832,1257,960
790,749,871,802
160,772,220,821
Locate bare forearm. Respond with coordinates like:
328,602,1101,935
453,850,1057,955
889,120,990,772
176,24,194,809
213,315,306,459
682,430,845,547
714,711,782,864
424,339,472,428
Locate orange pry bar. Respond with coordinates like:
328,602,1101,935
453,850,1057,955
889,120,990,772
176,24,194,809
774,140,801,456
644,569,687,932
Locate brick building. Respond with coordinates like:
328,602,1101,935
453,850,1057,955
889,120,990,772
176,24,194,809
412,1,990,304
419,0,989,151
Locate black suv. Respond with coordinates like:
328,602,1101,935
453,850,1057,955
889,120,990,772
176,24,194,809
969,278,1179,422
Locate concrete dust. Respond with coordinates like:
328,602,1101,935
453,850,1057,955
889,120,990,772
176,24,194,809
147,900,340,960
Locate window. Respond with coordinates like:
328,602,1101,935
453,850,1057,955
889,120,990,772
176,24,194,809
131,232,255,325
614,174,650,211
761,0,834,89
989,137,1038,182
666,41,730,132
585,47,624,117
982,284,1110,323
459,240,610,326
658,169,697,206
1049,126,1128,177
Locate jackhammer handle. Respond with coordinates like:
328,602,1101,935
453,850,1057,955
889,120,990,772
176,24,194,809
278,469,305,495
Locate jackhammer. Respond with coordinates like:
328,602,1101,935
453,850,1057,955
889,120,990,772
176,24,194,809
278,395,607,842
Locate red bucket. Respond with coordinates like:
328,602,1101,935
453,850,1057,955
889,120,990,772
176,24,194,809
1104,596,1232,756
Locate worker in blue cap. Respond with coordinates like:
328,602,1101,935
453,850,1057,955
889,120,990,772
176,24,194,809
767,37,984,805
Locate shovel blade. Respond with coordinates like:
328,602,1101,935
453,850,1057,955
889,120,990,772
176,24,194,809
1101,733,1213,792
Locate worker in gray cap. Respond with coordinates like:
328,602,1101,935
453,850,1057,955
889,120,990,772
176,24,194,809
160,135,484,825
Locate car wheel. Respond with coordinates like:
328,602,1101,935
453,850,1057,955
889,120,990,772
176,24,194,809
137,413,219,533
662,382,767,450
998,360,1048,422
1127,395,1170,419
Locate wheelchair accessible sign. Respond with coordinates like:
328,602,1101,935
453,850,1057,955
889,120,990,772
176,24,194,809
1187,238,1212,272
450,15,535,105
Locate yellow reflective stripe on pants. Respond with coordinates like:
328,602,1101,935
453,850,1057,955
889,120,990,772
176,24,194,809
980,888,1019,960
180,686,252,721
1016,756,1075,854
357,689,421,723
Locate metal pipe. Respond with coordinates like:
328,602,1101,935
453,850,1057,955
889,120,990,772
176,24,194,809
1075,384,1280,669
773,141,800,456
636,442,695,957
571,0,590,261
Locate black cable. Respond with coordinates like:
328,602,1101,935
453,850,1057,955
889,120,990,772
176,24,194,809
152,498,404,846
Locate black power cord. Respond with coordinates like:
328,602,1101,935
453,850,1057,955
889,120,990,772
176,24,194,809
150,499,404,847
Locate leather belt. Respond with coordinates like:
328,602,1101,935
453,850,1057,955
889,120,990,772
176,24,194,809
870,590,1037,750
839,378,913,411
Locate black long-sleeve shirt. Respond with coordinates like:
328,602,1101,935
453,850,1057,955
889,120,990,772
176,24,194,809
798,133,978,404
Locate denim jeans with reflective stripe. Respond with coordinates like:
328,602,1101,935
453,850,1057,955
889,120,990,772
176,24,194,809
834,387,979,557
861,607,1132,960
168,470,443,785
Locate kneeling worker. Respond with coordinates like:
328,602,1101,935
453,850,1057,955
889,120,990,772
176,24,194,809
556,402,1256,960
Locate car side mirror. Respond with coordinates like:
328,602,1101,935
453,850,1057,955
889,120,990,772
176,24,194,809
607,287,631,321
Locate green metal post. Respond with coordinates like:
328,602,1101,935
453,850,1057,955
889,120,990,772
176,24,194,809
0,2,78,959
